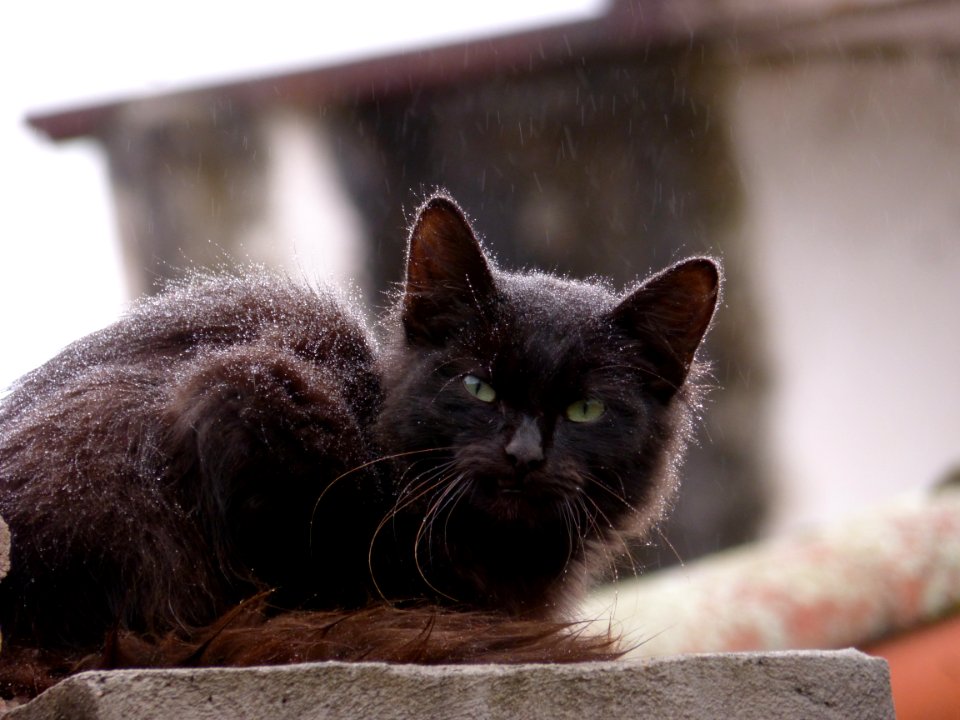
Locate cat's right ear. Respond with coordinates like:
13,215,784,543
402,194,497,345
610,257,721,399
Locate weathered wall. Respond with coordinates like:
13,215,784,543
726,52,960,533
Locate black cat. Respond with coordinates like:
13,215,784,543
0,194,719,697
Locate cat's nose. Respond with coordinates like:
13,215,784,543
504,416,544,470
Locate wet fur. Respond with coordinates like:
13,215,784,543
0,194,719,699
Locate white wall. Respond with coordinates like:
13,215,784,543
728,53,960,533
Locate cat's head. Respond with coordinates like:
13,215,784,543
376,193,719,587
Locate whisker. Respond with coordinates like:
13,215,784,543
564,494,603,590
580,470,676,576
412,472,469,601
420,471,469,562
584,471,642,516
438,479,472,560
557,499,576,569
591,361,708,413
366,464,460,602
308,446,454,554
576,484,637,581
653,525,686,569
382,461,458,525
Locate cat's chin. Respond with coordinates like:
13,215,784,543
472,483,568,525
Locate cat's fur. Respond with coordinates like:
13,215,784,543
0,194,719,698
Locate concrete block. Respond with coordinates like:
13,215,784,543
6,649,892,720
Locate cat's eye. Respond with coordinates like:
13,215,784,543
462,374,497,402
565,399,605,423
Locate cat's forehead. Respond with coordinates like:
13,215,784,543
498,272,617,331
476,272,620,382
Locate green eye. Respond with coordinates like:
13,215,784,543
565,399,605,423
463,374,497,402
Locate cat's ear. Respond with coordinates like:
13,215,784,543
402,194,497,345
611,257,720,397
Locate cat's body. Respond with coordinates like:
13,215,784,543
0,195,719,698
0,275,384,648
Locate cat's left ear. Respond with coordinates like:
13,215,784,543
611,257,720,396
402,194,497,345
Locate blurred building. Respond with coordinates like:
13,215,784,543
28,0,960,566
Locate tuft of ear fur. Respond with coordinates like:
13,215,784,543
610,257,720,399
402,194,497,345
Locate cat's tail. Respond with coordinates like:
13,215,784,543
0,599,621,701
107,598,622,667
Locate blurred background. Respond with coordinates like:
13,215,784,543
2,0,959,562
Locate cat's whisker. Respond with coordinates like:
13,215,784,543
391,460,459,514
412,472,469,602
422,356,492,406
379,466,454,530
578,495,619,585
557,497,584,573
394,459,455,506
308,446,454,554
430,375,468,405
576,484,637,582
419,471,469,560
593,361,678,389
574,492,609,561
653,524,687,570
592,361,708,413
561,494,606,591
438,480,472,559
366,464,462,601
406,466,459,542
559,494,592,580
583,471,643,517
428,356,476,376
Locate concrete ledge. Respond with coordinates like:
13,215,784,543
6,650,892,720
